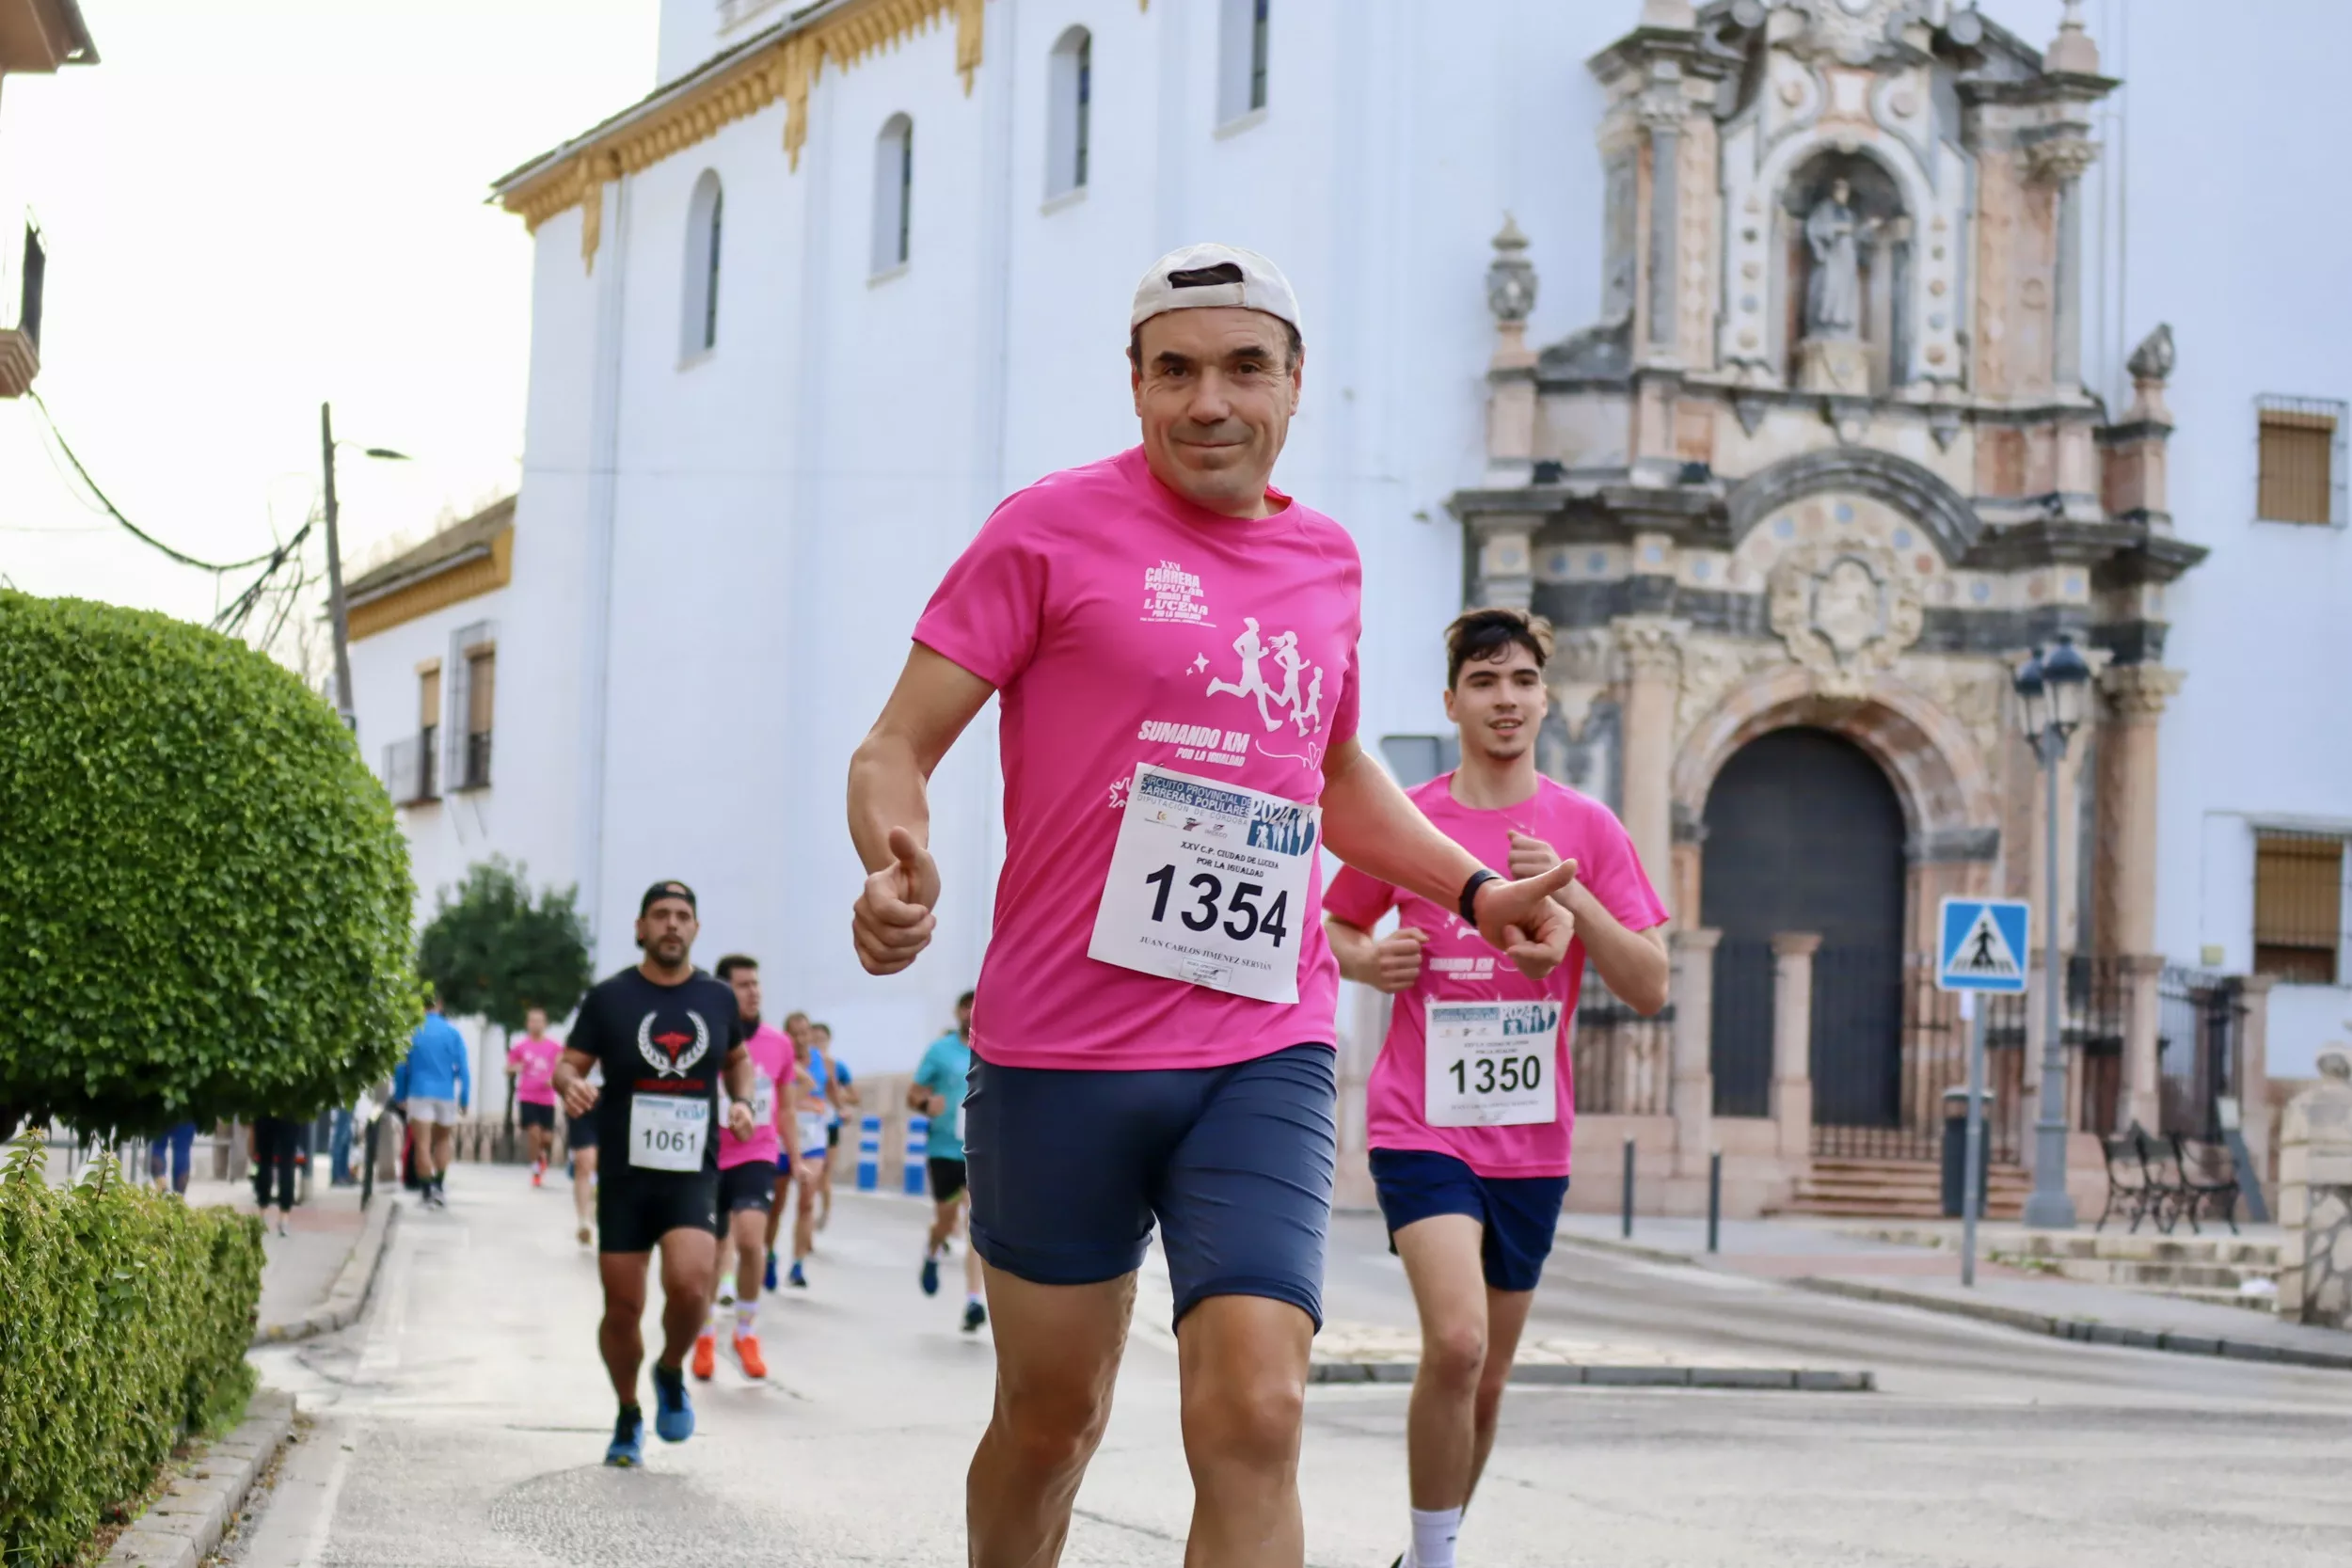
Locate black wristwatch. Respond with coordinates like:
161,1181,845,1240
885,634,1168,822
1457,869,1501,927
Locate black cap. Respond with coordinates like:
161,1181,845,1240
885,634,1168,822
640,879,697,916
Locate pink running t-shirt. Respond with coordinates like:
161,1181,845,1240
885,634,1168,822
505,1035,563,1107
913,446,1362,1072
1323,773,1668,1179
718,1022,794,1170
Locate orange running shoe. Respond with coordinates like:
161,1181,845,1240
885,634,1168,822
733,1334,768,1380
691,1331,716,1381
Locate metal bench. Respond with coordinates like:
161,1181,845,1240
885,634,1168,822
2169,1132,2243,1236
2096,1123,2168,1234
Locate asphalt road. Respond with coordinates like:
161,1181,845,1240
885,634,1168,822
232,1170,2352,1567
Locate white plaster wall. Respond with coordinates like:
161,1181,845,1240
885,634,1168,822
2069,0,2352,1075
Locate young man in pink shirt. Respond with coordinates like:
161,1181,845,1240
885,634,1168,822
505,1006,564,1186
848,245,1584,1568
695,954,802,1382
1325,609,1670,1568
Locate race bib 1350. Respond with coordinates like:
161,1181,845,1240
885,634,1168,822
1424,1000,1562,1128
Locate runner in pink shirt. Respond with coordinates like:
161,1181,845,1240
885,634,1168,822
1324,609,1669,1568
505,1007,564,1187
695,954,800,1384
846,244,1584,1568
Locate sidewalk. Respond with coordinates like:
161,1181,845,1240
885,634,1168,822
182,1177,388,1341
1556,1212,2352,1370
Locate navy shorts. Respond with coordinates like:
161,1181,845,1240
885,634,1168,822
964,1043,1338,1329
1369,1148,1569,1293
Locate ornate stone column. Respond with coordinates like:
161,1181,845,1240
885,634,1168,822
2093,664,2184,957
1771,933,1821,1163
2119,953,2166,1134
1482,216,1539,488
1613,616,1682,911
1670,928,1720,1178
1470,516,1541,612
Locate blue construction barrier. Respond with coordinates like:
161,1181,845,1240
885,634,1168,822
856,1115,882,1191
904,1116,929,1196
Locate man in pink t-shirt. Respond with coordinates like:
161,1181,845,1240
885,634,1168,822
694,954,801,1384
505,1006,564,1187
1324,610,1669,1568
847,244,1583,1568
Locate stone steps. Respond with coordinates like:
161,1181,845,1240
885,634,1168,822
1780,1158,2030,1220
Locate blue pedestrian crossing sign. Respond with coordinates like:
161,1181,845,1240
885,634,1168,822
1937,897,2030,993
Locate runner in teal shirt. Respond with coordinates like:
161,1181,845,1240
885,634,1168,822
911,992,985,1329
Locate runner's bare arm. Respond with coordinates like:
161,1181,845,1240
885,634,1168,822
1320,737,1581,980
1322,916,1430,995
848,646,994,974
553,1048,599,1117
1506,831,1670,1013
723,1045,756,1140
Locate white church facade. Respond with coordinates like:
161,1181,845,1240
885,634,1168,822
348,0,2352,1216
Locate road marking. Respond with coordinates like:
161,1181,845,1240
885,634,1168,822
297,1424,356,1567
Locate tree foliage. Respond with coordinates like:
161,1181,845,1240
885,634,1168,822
0,593,418,1137
416,857,593,1033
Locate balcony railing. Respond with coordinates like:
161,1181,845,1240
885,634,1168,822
456,729,493,792
382,728,438,806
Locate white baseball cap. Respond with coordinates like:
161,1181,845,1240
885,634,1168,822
1130,243,1302,338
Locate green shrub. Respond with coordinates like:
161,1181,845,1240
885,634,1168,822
0,1134,264,1565
0,592,419,1136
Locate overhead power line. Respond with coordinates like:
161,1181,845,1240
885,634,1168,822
27,390,285,573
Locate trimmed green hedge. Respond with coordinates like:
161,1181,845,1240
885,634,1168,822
0,592,419,1135
0,1135,263,1566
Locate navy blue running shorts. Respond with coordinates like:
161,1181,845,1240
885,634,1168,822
1368,1148,1569,1293
964,1043,1338,1330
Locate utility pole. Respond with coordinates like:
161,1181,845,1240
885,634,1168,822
321,401,356,730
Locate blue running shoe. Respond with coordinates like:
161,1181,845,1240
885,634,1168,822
651,1363,695,1444
787,1259,807,1289
604,1405,644,1467
920,1253,940,1297
763,1250,778,1291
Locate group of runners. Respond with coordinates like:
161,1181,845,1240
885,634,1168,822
526,244,1664,1568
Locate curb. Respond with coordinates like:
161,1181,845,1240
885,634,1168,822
1310,1360,1872,1392
1791,1276,2352,1372
102,1389,297,1568
1550,1231,1702,1269
251,1198,400,1347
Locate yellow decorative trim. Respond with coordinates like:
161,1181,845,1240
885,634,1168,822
350,528,514,642
503,0,988,268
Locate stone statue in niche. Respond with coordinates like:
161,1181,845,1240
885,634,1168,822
1804,179,1877,341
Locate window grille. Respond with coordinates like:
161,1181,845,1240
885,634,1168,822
2255,395,2345,526
2253,828,2344,985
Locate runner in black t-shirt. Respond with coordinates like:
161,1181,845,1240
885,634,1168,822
553,880,755,1467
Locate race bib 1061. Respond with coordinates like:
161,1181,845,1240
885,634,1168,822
1424,1000,1562,1128
628,1095,709,1172
1088,764,1320,1005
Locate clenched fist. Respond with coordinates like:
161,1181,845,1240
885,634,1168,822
1365,927,1430,994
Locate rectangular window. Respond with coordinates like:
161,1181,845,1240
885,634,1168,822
2256,395,2344,525
417,664,440,731
2253,830,2344,985
1074,36,1091,190
1249,0,1270,113
463,648,495,790
415,664,441,801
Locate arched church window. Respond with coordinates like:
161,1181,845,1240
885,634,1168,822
874,114,914,277
1047,27,1092,199
1217,0,1269,126
681,169,723,360
1780,152,1910,396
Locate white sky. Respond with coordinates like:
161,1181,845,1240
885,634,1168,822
0,0,658,628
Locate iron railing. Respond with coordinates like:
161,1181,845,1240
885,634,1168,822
1570,968,1673,1117
457,729,493,792
382,728,437,805
2157,967,2244,1141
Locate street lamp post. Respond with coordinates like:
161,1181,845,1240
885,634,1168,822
318,400,410,730
2013,632,2091,1229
